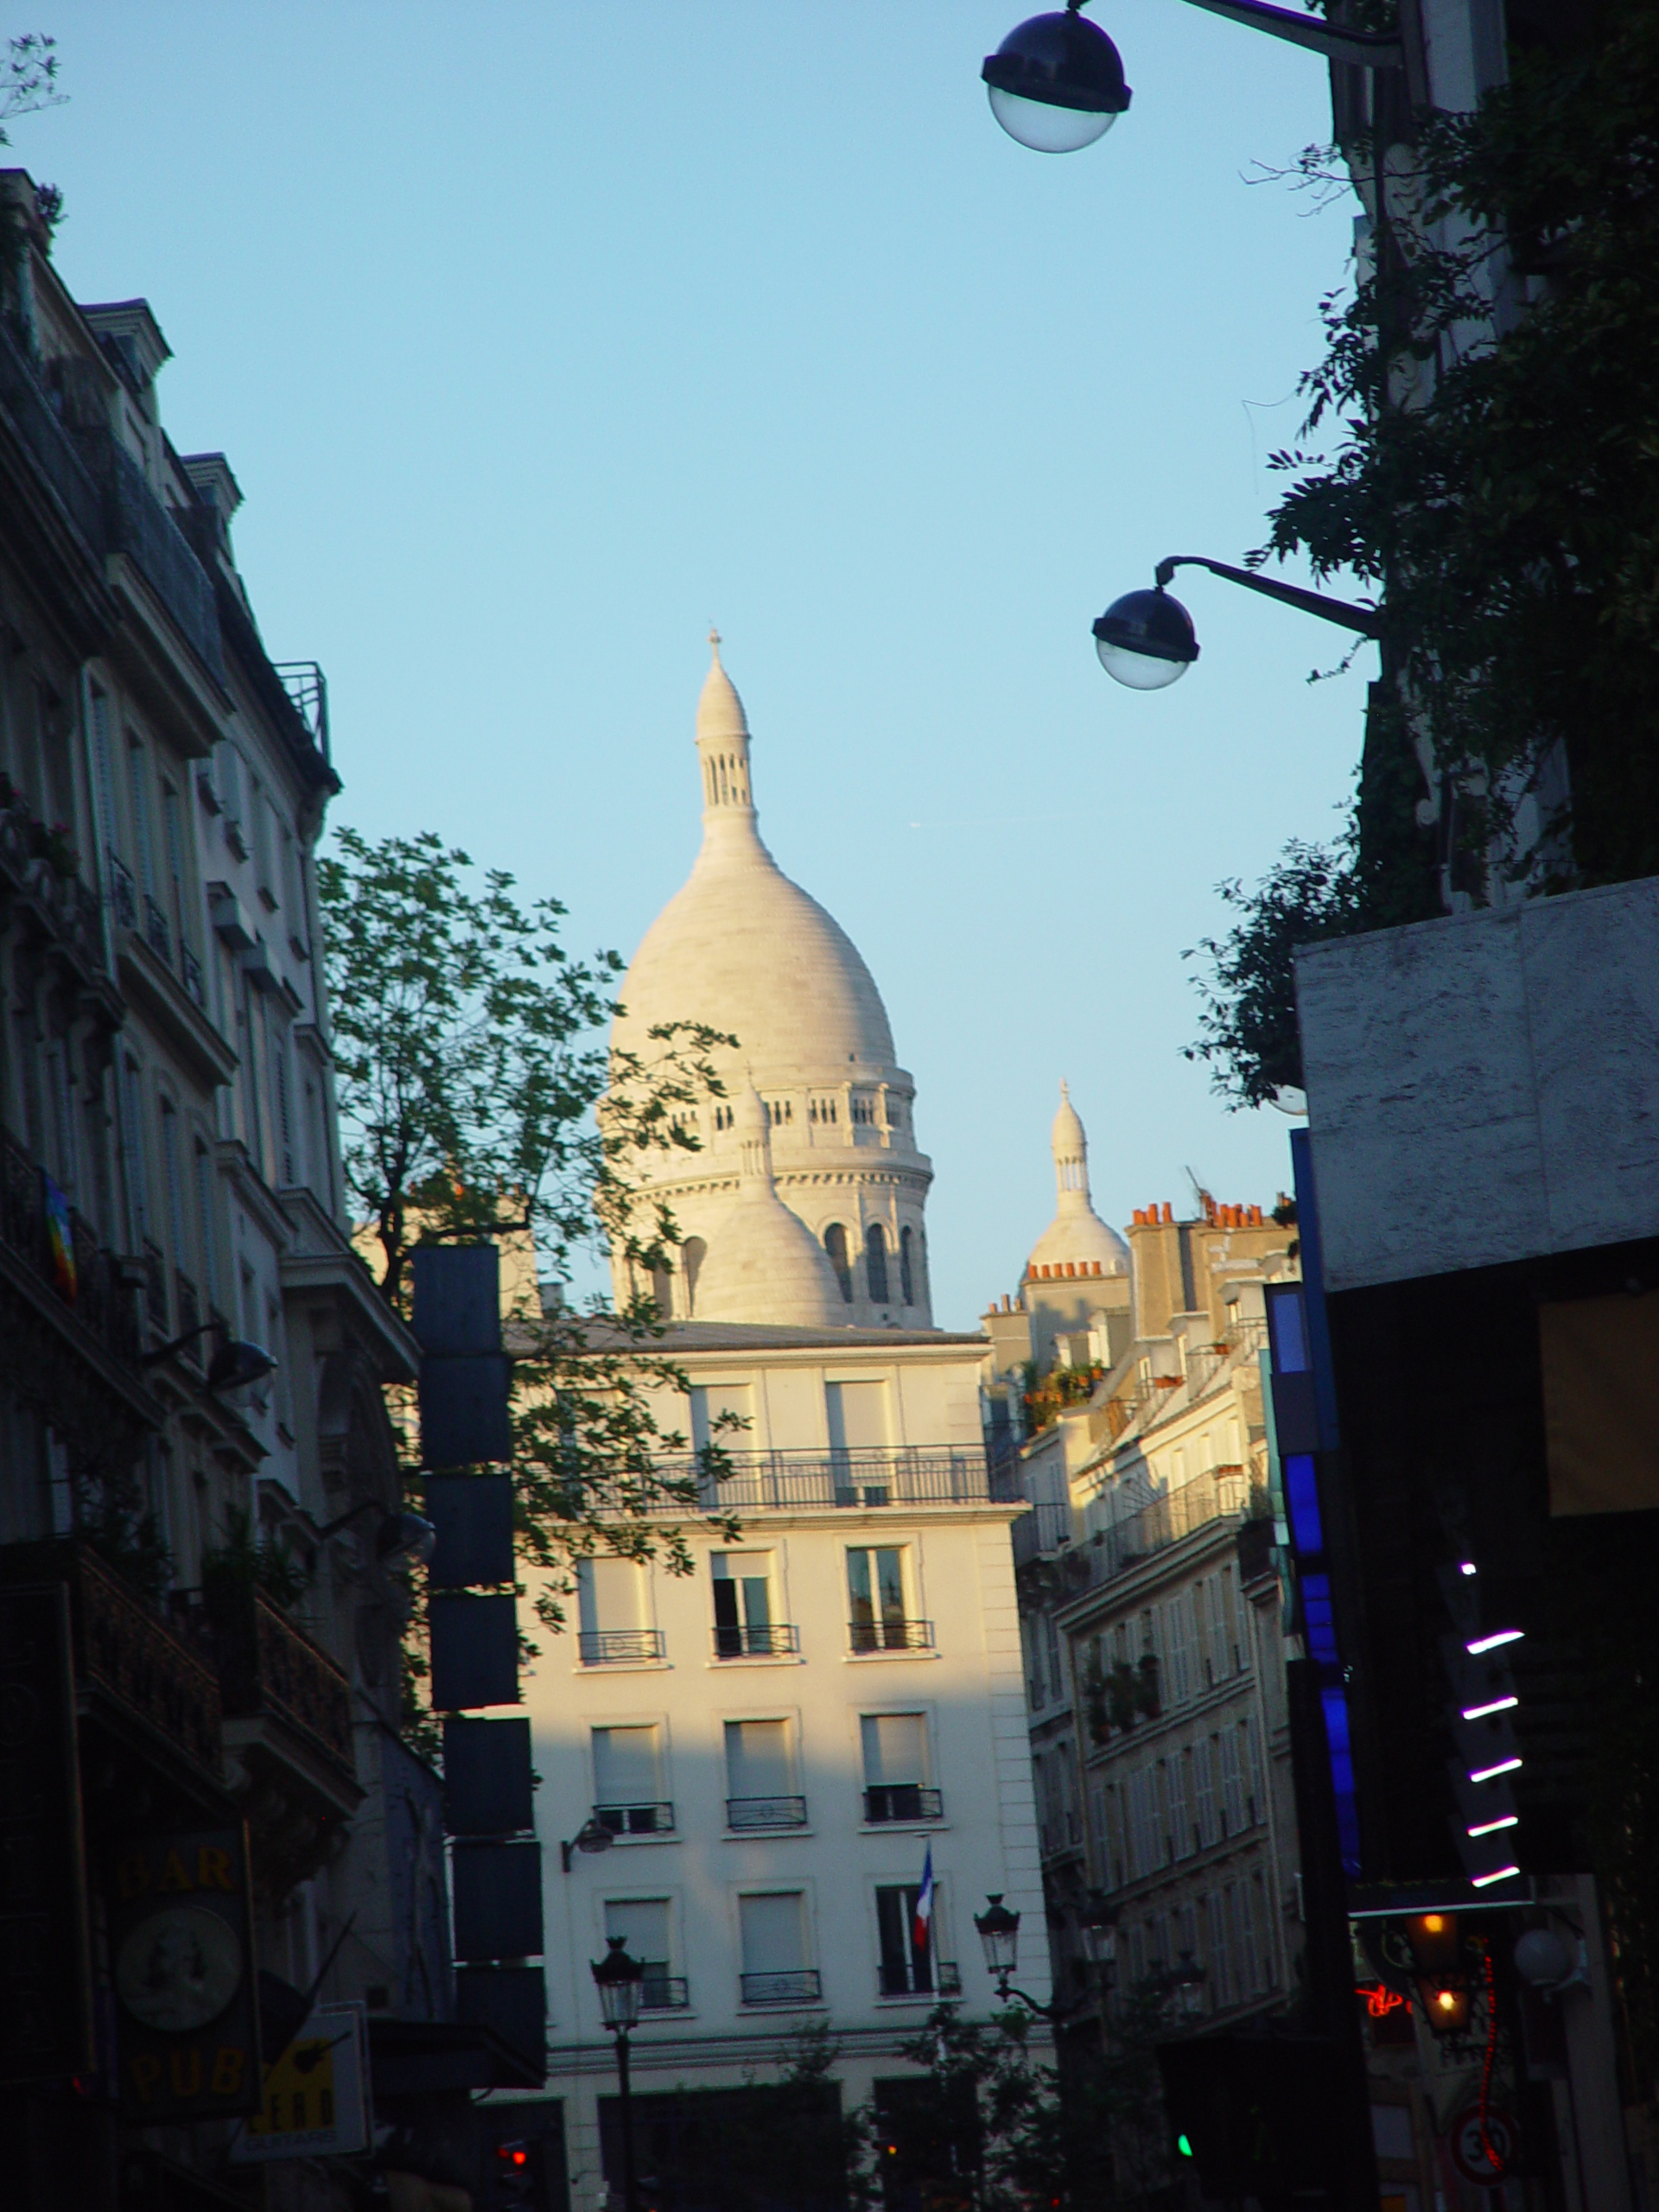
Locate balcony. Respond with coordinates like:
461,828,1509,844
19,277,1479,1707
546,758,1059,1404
849,1617,935,1655
864,1785,943,1824
594,1802,675,1838
728,1796,808,1831
0,1127,151,1450
1012,1500,1075,1567
658,1445,1017,1512
579,1629,666,1665
0,795,110,994
740,1970,821,2007
714,1622,800,1659
0,1540,223,1807
639,1974,690,2012
1071,1469,1255,1598
879,1960,962,1999
96,429,226,685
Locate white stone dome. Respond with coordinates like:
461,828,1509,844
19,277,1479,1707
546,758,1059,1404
691,1087,848,1326
607,635,935,1330
613,643,894,1079
1026,1082,1128,1281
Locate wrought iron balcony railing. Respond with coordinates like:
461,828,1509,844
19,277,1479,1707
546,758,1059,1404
594,1801,675,1838
714,1622,800,1659
205,1582,356,1783
863,1785,943,1824
639,1974,690,2012
143,892,172,965
879,1959,961,1998
1074,1470,1255,1596
655,1445,1016,1512
578,1629,666,1665
849,1617,935,1655
740,1970,821,2006
727,1796,808,1830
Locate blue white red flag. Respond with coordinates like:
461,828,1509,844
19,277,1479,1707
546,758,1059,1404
913,1843,934,1954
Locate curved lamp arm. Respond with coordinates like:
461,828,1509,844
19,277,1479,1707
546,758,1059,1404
1154,555,1384,640
1175,0,1402,69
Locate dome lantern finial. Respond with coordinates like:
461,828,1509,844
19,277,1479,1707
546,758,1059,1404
696,630,755,826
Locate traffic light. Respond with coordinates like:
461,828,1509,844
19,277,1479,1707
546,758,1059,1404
1156,2036,1345,2196
489,2137,539,2208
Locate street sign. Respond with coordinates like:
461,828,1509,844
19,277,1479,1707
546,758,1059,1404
232,2001,370,2161
1447,2102,1516,2186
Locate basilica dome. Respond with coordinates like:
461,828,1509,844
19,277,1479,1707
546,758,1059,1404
609,645,894,1080
607,636,935,1330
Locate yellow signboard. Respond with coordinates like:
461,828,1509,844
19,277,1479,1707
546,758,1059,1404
232,2001,370,2163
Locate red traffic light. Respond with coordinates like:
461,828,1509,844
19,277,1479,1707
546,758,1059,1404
496,2141,530,2166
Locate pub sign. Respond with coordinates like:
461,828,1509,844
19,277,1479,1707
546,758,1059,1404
109,1826,261,2122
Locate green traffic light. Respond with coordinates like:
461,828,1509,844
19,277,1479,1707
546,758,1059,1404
1177,2133,1194,2158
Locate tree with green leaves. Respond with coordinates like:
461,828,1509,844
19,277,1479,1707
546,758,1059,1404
315,829,741,1729
1188,11,1659,1106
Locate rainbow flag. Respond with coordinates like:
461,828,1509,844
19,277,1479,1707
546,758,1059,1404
43,1172,76,1301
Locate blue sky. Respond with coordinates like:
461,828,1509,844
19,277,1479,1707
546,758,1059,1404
23,2,1367,1328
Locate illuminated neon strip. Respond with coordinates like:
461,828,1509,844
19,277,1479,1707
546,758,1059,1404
1466,1815,1519,1837
1469,1757,1522,1783
1471,1865,1522,1888
1467,1630,1523,1655
1461,1695,1519,1720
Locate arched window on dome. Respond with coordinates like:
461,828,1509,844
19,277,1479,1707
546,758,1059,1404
866,1223,891,1306
899,1227,915,1307
823,1224,853,1304
650,1260,674,1319
682,1236,707,1316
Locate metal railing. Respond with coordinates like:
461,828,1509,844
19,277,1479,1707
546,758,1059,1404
714,1622,800,1659
272,662,331,763
879,1959,961,1998
142,1239,168,1335
849,1617,934,1655
1074,1469,1253,1596
181,944,206,1008
864,1785,943,1824
578,1629,665,1665
1012,1500,1074,1566
594,1802,674,1838
206,1583,356,1781
175,1272,201,1362
740,1970,821,2006
727,1796,808,1830
108,850,138,931
0,310,106,554
143,893,172,965
99,433,226,683
658,1445,1014,1511
639,1974,690,2012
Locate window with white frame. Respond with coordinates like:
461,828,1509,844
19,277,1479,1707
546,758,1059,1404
1170,1747,1194,1861
1194,1737,1217,1850
1219,1728,1245,1837
713,1549,790,1656
724,1719,804,1827
577,1557,659,1663
861,1711,936,1821
1241,1715,1263,1826
847,1545,922,1652
591,1724,671,1834
738,1891,815,2004
875,1880,950,1997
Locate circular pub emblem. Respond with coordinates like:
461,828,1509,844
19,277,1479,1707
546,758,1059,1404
1448,2105,1517,2186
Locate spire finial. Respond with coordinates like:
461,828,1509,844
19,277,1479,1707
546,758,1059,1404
1060,1078,1070,1102
709,625,722,660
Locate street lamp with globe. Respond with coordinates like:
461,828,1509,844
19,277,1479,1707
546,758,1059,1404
592,1936,645,2212
982,0,1404,156
1093,555,1383,691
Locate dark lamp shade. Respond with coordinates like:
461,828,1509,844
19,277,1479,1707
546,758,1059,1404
974,1894,1020,1976
592,1936,645,2031
983,12,1129,151
1093,587,1198,689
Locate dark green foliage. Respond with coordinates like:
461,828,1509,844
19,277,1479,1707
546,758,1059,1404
1192,10,1659,1102
200,1503,310,1609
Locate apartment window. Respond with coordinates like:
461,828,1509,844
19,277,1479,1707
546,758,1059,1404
725,1719,804,1828
712,1550,795,1656
1219,1728,1246,1837
690,1382,753,1454
827,1378,889,1453
193,1140,219,1308
738,1891,817,2005
88,688,118,870
1165,1590,1193,1706
1128,1766,1159,1883
1239,1880,1265,1997
1206,1891,1233,2010
1171,1748,1194,1861
1241,1716,1263,1826
604,1899,685,2010
591,1725,671,1835
861,1712,938,1821
126,734,156,897
578,1557,662,1663
1208,1573,1232,1681
271,1026,295,1186
1194,1738,1217,1851
876,1883,953,1998
158,1097,188,1262
848,1546,929,1652
251,773,277,902
1044,1613,1062,1700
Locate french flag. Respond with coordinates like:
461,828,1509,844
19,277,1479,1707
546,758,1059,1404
913,1844,934,1955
